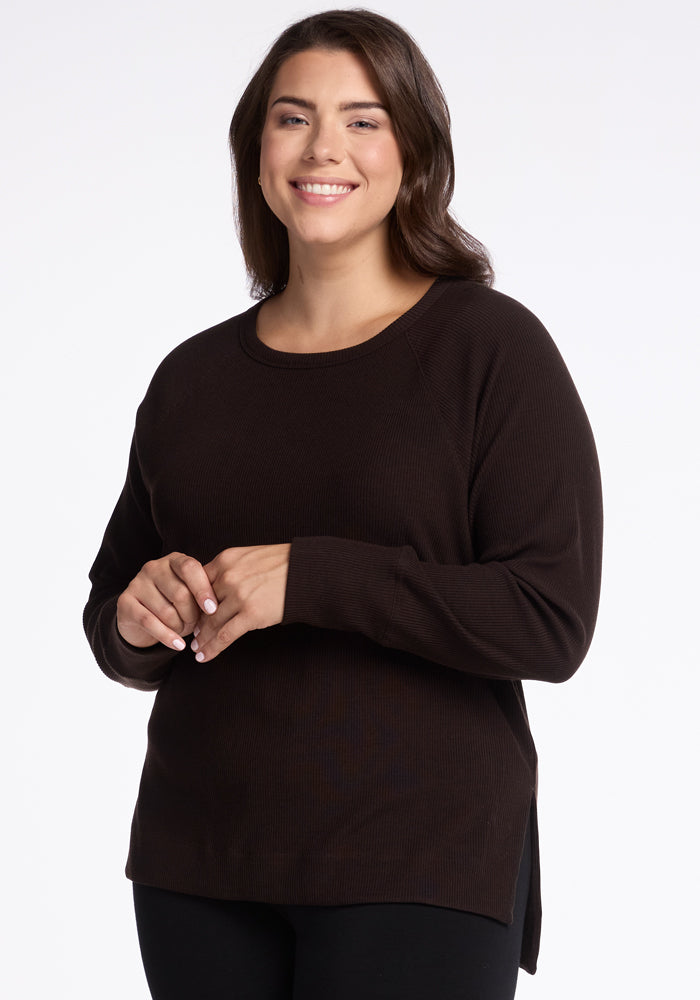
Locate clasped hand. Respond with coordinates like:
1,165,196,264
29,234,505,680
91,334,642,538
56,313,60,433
116,544,291,663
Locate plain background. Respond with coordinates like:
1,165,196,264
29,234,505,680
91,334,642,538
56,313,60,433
2,0,698,996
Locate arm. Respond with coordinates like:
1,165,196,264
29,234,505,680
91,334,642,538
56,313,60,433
281,314,603,684
191,315,602,681
83,437,217,690
124,293,601,681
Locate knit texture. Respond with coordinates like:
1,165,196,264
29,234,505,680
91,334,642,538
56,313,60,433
84,278,603,974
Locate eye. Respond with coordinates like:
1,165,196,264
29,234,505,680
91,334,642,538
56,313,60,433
349,119,377,130
280,114,308,126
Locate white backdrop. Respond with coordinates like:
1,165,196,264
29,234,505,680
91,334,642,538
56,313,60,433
2,1,698,996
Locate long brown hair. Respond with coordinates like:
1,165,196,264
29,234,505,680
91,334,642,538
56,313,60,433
229,9,494,298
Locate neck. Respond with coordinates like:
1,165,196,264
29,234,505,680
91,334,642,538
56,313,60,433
258,235,434,353
285,240,400,327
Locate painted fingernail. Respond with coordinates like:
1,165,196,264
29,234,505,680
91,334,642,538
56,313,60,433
195,651,205,663
173,638,186,651
204,599,217,614
191,639,199,652
193,625,200,637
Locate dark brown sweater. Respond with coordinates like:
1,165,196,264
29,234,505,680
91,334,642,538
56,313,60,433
84,278,602,974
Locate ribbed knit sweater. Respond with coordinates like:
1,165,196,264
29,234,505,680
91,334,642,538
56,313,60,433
84,277,602,974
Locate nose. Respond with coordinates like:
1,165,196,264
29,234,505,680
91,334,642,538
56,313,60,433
304,119,343,164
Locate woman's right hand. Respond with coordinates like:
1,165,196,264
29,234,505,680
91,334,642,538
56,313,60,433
116,553,219,651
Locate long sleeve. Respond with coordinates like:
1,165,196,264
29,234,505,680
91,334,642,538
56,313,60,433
83,435,176,690
282,290,603,683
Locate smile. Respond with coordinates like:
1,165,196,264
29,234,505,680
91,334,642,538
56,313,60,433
294,182,355,195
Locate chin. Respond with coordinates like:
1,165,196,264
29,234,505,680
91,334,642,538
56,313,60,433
291,220,390,254
290,227,358,249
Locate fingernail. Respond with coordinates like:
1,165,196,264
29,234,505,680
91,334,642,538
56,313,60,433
193,625,200,637
204,599,217,614
195,651,205,663
191,639,199,652
173,638,186,651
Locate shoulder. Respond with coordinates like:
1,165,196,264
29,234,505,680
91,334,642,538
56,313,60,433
405,278,592,447
408,278,569,388
417,278,556,358
135,303,258,419
151,304,257,385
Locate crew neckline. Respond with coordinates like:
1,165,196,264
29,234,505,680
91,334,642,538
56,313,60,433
239,277,451,368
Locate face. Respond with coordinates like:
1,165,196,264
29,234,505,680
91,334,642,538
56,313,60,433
259,48,403,256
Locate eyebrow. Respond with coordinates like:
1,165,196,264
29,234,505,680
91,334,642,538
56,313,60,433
270,96,388,113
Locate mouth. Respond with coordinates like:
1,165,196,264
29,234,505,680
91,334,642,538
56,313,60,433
292,179,357,196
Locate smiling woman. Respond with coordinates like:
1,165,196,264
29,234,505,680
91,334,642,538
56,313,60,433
84,9,602,1000
230,11,494,301
258,49,404,260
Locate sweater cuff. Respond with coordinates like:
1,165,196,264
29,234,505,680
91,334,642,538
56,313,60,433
282,536,407,641
99,599,176,689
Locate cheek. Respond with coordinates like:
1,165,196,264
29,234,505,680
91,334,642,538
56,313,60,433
368,139,403,186
365,146,403,202
258,135,290,224
259,131,277,174
259,128,294,177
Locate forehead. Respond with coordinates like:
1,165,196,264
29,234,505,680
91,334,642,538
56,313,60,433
267,48,383,106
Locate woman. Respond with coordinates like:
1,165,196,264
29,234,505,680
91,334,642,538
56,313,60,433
84,10,602,999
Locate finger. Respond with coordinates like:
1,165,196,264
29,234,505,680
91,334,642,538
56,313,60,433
129,558,196,632
170,554,219,615
127,568,196,633
117,593,188,652
153,578,201,634
189,591,242,652
138,606,189,651
191,611,253,663
122,577,191,636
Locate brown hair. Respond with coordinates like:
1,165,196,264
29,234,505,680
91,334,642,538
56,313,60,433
229,9,494,298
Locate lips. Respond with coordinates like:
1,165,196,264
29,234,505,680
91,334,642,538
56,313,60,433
295,181,354,195
288,177,358,208
291,177,358,197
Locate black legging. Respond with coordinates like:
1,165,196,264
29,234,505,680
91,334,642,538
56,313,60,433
133,826,530,1000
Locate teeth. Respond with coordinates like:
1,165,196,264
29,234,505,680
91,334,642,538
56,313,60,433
296,182,353,195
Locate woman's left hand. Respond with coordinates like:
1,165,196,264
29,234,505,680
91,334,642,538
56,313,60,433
190,543,291,662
